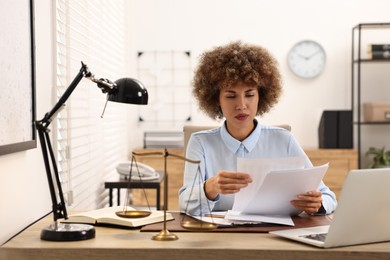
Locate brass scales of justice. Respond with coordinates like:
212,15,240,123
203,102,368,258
115,148,218,241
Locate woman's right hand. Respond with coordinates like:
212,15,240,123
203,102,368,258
204,171,252,200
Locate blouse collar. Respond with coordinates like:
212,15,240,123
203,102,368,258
220,119,261,154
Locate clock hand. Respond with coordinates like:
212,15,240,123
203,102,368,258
297,53,309,60
307,50,321,59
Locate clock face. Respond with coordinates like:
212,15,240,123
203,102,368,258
287,40,326,78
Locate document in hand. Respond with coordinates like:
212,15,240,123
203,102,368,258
233,159,329,216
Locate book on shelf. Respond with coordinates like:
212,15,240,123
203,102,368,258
61,206,174,228
367,44,390,52
367,50,390,60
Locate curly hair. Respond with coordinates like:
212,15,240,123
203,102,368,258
192,41,283,119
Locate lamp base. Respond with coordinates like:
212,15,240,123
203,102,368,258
151,229,178,241
40,222,95,241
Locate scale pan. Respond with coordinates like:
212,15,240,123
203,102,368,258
115,210,151,218
181,220,218,231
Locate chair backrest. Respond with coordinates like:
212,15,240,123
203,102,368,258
183,124,291,155
183,125,216,154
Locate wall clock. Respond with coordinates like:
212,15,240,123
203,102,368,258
287,40,326,79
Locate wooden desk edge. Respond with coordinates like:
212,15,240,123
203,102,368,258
2,212,390,260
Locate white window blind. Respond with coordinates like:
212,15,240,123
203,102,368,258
54,0,129,210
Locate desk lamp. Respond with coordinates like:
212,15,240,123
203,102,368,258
36,62,148,241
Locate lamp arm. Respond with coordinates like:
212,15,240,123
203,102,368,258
35,62,90,222
35,61,102,222
35,127,68,221
40,62,90,128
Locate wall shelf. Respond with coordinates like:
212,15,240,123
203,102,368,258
351,22,390,168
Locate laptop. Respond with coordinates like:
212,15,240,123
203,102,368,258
270,167,390,248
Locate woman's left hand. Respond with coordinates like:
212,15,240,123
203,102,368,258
290,190,323,215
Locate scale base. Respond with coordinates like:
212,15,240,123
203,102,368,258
41,222,95,241
152,229,178,241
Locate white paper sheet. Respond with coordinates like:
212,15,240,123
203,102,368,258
233,157,328,216
192,214,262,226
193,211,289,226
233,157,306,212
225,210,295,226
192,211,294,226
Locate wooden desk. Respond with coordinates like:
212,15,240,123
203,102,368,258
104,172,164,210
2,214,390,260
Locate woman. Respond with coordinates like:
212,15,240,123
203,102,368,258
179,41,337,216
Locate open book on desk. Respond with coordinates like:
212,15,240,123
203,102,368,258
61,206,174,228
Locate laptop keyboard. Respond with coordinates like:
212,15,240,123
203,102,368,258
299,233,328,242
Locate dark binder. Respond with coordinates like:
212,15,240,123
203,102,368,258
338,111,353,148
319,110,352,149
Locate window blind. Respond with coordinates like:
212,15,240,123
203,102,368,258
54,0,129,210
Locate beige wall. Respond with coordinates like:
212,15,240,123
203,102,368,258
128,0,390,150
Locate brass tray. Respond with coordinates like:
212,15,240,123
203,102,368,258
115,210,151,218
181,220,218,231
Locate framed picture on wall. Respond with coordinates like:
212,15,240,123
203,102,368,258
0,0,36,156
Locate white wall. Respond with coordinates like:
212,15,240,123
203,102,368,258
129,0,390,149
0,0,53,244
1,0,390,245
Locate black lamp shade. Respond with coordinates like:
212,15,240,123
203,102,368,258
108,78,148,105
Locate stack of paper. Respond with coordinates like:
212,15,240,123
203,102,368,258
193,157,329,226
